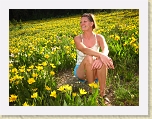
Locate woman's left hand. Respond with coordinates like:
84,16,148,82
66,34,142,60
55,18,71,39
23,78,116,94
91,58,103,70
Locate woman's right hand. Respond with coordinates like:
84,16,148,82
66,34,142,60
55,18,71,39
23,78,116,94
99,53,114,69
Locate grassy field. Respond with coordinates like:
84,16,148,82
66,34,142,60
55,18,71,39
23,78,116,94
9,9,139,106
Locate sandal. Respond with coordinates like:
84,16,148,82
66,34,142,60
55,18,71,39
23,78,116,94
103,95,111,105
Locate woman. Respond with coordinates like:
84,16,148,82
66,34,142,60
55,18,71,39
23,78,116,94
74,13,114,97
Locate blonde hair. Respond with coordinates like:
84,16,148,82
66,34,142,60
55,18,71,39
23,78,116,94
81,13,97,30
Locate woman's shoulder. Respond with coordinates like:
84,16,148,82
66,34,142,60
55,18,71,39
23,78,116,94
96,34,105,41
74,34,81,41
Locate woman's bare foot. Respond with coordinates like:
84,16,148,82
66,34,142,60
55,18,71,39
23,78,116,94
100,90,105,97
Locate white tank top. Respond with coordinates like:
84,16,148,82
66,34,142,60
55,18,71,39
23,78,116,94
76,34,100,65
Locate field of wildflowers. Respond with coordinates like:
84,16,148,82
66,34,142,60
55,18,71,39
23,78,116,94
9,9,139,106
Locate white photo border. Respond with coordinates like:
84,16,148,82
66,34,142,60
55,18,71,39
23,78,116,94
0,0,148,115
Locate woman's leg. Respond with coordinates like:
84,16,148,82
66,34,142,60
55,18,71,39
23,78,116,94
76,55,108,97
97,64,107,97
76,55,96,83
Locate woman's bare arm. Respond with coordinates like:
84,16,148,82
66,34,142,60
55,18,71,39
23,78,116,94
96,34,109,56
74,35,114,69
74,35,102,57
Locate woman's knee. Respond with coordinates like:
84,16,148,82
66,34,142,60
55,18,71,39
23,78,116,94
97,64,107,73
84,55,94,64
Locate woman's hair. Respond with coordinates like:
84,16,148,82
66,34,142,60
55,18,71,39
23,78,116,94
81,13,97,30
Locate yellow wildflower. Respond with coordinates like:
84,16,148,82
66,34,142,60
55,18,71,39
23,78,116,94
64,46,70,50
130,37,136,45
64,84,72,91
52,65,56,68
79,88,87,95
13,75,19,80
50,63,56,68
15,81,19,85
57,86,65,92
132,43,139,49
66,51,70,54
28,53,31,57
123,43,127,46
36,66,43,71
42,62,47,66
115,35,120,41
29,65,34,69
50,71,55,76
32,88,38,91
44,54,49,59
50,90,57,98
92,83,98,88
51,52,55,54
9,77,15,83
31,92,38,98
89,82,98,88
9,63,13,67
23,102,29,106
32,73,38,78
89,83,94,88
70,40,74,45
9,94,18,102
27,68,32,72
45,86,51,91
40,48,44,54
72,92,77,97
11,68,18,73
27,78,36,84
110,35,114,38
135,49,139,54
71,53,76,59
19,68,25,72
20,66,25,69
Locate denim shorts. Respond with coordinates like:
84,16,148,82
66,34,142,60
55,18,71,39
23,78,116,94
74,65,98,83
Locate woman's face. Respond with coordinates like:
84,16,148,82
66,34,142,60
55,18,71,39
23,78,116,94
80,17,93,31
